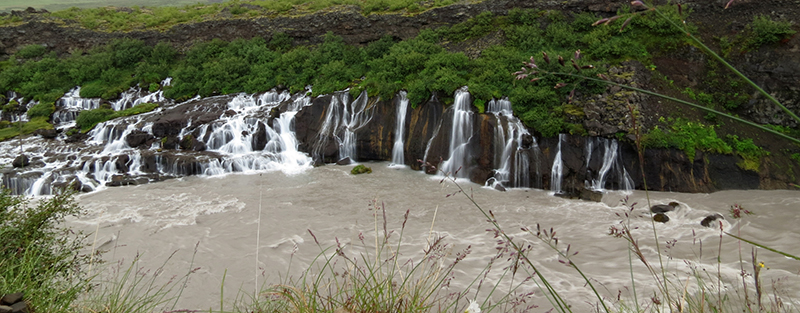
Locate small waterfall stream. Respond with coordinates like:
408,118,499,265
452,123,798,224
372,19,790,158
390,91,409,167
485,98,534,189
586,137,634,191
439,87,473,178
550,134,565,193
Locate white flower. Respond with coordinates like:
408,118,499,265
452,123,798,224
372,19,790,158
465,299,481,313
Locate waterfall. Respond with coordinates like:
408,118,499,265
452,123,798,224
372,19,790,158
314,90,374,163
551,134,565,193
439,87,473,178
485,98,533,189
262,93,313,173
54,87,102,124
390,91,409,167
586,137,634,191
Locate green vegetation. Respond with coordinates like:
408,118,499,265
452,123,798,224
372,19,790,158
0,117,53,141
746,14,796,49
350,164,372,174
0,0,205,13
728,135,768,171
75,102,158,132
0,191,91,313
643,117,732,160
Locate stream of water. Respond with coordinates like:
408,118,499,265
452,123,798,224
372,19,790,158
68,164,800,311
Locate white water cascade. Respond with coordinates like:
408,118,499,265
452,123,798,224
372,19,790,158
550,134,565,193
314,90,374,163
53,87,102,125
390,91,410,167
585,137,634,191
485,98,535,189
439,87,473,178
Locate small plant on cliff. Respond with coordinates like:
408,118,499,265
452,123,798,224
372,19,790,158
746,14,796,49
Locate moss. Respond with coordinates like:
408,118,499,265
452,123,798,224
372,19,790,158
351,164,373,175
0,117,54,141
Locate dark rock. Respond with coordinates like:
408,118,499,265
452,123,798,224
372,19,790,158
126,130,154,148
1,293,22,305
336,157,352,165
701,213,725,228
33,128,57,138
650,202,679,213
493,184,506,192
0,305,11,313
579,188,603,202
9,301,26,313
11,155,29,168
250,122,267,151
653,213,670,223
161,136,179,150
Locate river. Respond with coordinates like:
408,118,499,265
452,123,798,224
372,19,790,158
69,162,800,311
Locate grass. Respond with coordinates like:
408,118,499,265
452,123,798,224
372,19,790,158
0,0,215,13
0,116,53,141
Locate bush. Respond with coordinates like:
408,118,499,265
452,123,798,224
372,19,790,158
747,15,796,48
643,118,733,160
26,102,55,119
75,108,115,131
16,44,48,59
0,191,91,313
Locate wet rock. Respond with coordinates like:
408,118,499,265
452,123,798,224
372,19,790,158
653,213,670,223
579,188,603,202
11,155,29,168
650,202,680,213
336,157,352,165
350,164,372,174
700,213,725,228
34,128,57,139
126,130,154,148
493,184,506,192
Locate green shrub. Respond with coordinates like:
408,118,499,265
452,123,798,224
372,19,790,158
26,102,55,119
16,44,48,59
75,108,115,131
747,15,796,48
728,135,768,171
643,118,732,160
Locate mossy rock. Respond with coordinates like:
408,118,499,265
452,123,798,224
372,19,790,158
351,165,372,175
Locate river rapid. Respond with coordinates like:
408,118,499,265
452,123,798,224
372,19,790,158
69,162,800,311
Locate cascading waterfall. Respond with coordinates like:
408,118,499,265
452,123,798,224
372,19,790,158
586,137,634,191
111,78,172,111
439,87,473,178
262,93,312,172
550,134,565,193
314,90,374,163
53,87,102,124
485,98,533,189
390,91,409,167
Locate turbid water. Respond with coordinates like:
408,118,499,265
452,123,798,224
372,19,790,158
69,162,800,311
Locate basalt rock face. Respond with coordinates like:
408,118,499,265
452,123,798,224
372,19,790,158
407,95,445,171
